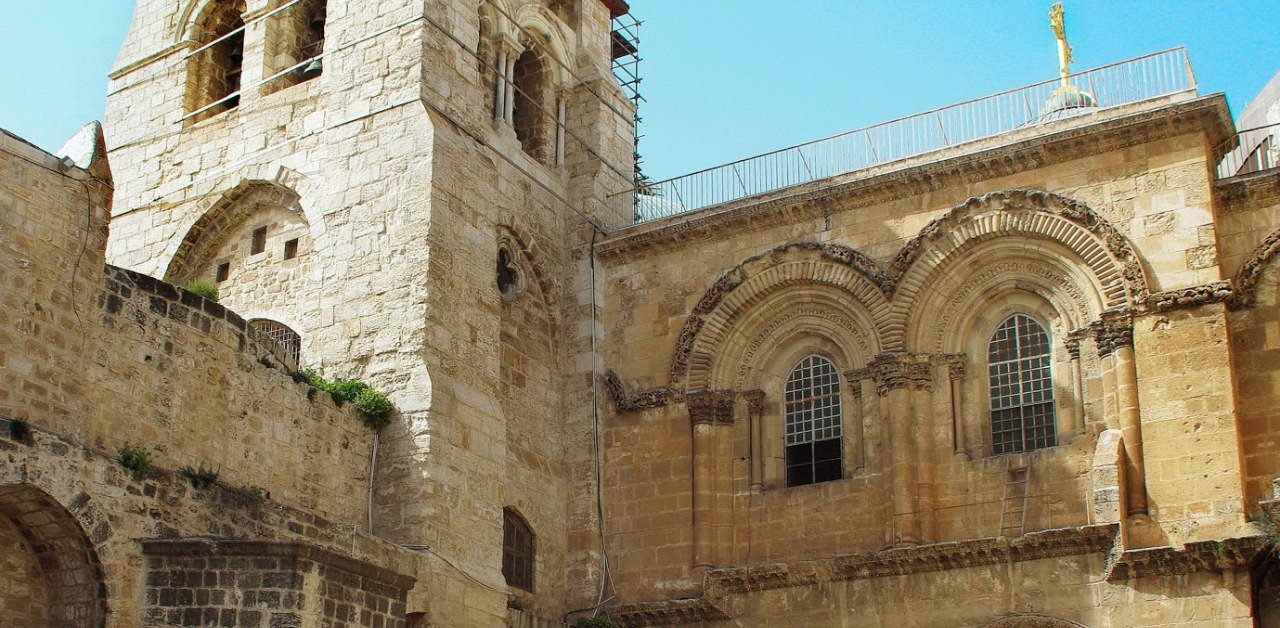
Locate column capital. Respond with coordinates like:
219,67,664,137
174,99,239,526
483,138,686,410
687,390,736,426
1090,309,1134,358
942,353,967,381
741,390,765,416
867,353,934,396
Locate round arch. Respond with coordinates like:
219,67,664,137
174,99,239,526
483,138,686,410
671,243,892,390
164,180,308,284
887,189,1145,352
0,484,109,628
512,6,574,86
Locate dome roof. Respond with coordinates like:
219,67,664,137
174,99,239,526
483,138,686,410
1035,87,1099,123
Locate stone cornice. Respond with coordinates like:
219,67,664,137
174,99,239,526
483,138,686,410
1145,280,1233,312
605,370,674,413
612,524,1118,627
1104,535,1265,581
1214,168,1280,216
597,96,1232,261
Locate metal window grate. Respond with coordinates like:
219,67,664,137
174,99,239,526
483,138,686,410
785,355,843,487
250,319,301,367
502,509,534,592
988,314,1056,455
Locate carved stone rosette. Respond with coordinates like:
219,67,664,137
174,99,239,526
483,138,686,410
1090,310,1134,358
687,390,737,425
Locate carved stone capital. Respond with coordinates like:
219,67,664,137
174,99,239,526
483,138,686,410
1064,335,1082,360
741,390,765,417
1090,310,1134,358
942,353,967,380
687,390,736,426
868,353,934,396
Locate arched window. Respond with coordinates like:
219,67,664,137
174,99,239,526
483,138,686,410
249,319,301,367
188,1,247,122
512,49,551,163
785,355,843,487
502,508,534,592
988,314,1057,455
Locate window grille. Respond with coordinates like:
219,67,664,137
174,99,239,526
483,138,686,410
785,355,843,487
502,509,534,592
249,319,301,366
988,314,1057,455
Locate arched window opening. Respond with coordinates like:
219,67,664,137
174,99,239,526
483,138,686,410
512,50,551,163
189,1,247,122
250,319,301,367
298,0,326,80
496,246,520,300
785,355,843,487
502,508,534,592
988,314,1057,455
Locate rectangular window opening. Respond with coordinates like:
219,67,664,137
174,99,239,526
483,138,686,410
284,238,299,260
216,262,231,282
251,226,268,255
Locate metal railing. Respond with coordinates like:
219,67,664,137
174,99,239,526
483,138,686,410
1216,123,1280,179
631,47,1197,224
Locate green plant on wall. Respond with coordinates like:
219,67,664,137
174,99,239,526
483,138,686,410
295,369,393,429
179,465,219,490
118,443,155,480
184,278,220,302
7,418,31,443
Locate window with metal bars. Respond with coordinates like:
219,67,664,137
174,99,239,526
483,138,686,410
988,314,1057,455
502,508,534,592
785,355,843,487
249,319,301,366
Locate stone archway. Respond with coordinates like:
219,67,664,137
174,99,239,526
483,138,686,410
0,484,108,628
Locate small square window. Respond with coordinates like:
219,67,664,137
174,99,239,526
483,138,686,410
216,262,230,282
284,238,299,260
251,227,268,255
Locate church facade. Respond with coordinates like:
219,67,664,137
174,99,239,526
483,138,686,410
3,1,1280,627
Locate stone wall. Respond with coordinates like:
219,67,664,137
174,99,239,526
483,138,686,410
590,96,1255,612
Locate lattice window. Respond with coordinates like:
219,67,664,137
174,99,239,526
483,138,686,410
502,508,534,592
249,319,301,367
785,355,843,487
988,314,1057,455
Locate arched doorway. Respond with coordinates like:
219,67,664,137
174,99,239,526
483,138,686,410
0,484,108,628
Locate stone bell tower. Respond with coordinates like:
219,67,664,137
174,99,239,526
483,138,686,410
103,0,635,624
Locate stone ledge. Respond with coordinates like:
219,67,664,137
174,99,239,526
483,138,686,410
613,524,1118,627
141,539,417,590
1104,535,1266,581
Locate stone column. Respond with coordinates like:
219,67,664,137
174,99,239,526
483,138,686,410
846,379,865,471
494,50,508,120
871,354,925,545
1065,336,1085,436
945,355,967,457
744,390,765,492
556,98,567,166
687,391,735,571
1092,312,1146,515
503,52,517,124
909,360,936,543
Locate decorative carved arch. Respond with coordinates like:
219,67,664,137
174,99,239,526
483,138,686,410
1228,222,1280,309
978,615,1088,628
165,180,307,284
512,6,574,86
672,243,891,390
176,0,226,42
495,221,559,315
0,484,110,628
887,189,1145,351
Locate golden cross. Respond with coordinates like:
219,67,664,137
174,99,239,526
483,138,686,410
1050,2,1074,87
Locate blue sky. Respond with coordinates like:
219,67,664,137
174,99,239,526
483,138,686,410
1,1,1277,180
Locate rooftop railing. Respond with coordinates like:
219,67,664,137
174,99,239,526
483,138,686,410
1216,123,1280,180
629,47,1197,224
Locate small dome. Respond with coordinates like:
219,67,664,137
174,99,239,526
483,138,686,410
1035,87,1099,123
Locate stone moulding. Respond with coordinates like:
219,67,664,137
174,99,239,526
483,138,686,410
612,524,1118,627
1147,280,1234,312
594,97,1232,262
1229,221,1280,310
604,370,674,413
1104,535,1265,581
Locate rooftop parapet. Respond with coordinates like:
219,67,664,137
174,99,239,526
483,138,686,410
626,47,1198,226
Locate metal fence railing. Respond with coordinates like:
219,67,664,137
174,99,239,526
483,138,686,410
1216,123,1280,179
631,47,1197,224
